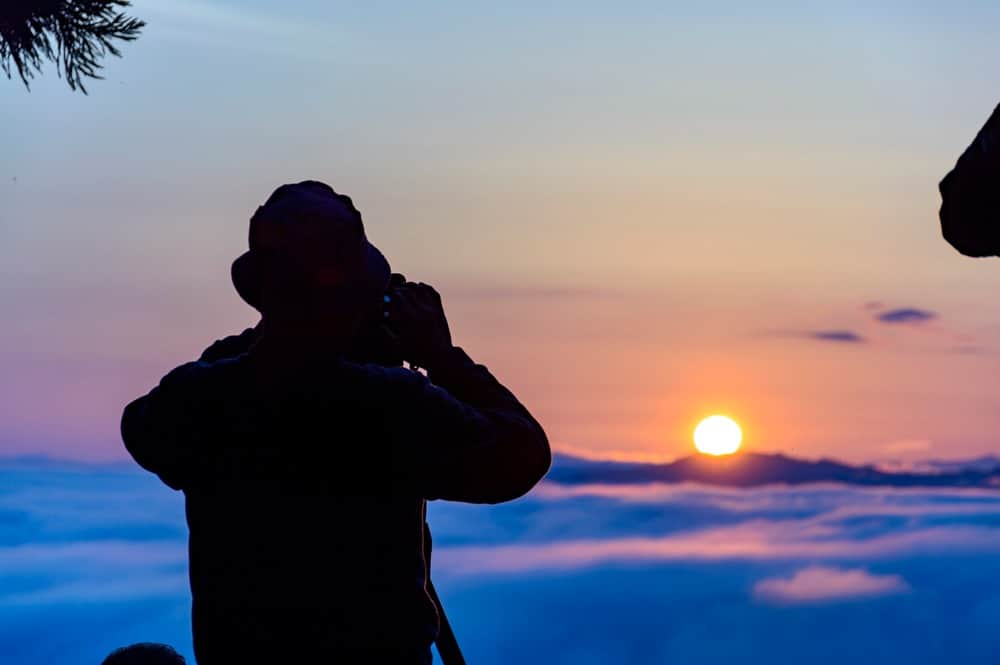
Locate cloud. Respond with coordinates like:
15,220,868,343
139,0,363,63
951,345,987,355
761,329,867,344
753,565,909,603
4,459,1000,665
531,479,1000,508
805,330,866,344
142,0,338,42
431,477,1000,573
881,439,933,456
875,308,937,325
444,284,615,301
435,523,1000,575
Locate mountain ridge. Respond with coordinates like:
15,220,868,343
549,451,1000,489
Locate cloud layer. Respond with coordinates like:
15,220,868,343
2,459,1000,665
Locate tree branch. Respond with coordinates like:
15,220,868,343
0,0,144,93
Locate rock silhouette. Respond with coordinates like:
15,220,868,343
940,102,1000,257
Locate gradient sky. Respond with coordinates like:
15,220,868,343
2,0,1000,463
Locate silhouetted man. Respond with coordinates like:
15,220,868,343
940,102,1000,256
121,181,550,664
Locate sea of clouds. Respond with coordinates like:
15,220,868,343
1,458,999,664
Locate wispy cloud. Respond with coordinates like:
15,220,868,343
141,0,328,38
532,479,1000,508
435,523,1000,575
443,284,616,301
139,0,359,60
753,566,909,604
881,439,933,456
950,345,987,355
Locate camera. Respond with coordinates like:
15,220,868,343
344,275,407,368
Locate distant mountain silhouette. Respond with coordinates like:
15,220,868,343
916,455,1000,474
549,452,1000,489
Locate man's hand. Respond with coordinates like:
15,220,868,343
386,281,454,369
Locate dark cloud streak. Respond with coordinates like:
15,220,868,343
806,330,867,344
875,308,937,325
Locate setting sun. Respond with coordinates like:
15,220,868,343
693,415,743,456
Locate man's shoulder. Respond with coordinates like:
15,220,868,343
158,354,248,393
199,327,259,363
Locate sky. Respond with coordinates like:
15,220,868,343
3,459,999,664
3,1,1000,463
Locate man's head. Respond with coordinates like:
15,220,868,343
101,643,186,665
232,181,390,331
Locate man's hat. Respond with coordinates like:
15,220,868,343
231,181,390,310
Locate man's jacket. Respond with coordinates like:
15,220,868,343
121,330,550,664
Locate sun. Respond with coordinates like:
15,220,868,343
693,415,743,456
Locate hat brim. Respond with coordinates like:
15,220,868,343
231,242,391,311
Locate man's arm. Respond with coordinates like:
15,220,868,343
388,283,550,504
121,327,257,489
416,348,550,504
120,362,211,490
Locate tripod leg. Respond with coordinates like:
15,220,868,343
428,579,468,665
